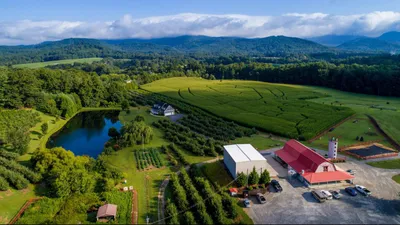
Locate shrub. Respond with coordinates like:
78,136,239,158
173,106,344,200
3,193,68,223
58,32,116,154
0,150,20,160
248,167,259,185
236,172,247,187
0,156,41,183
0,176,9,191
41,122,48,134
0,165,29,189
259,169,270,185
360,136,364,141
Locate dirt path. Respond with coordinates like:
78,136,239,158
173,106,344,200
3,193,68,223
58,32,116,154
157,176,170,224
132,190,138,224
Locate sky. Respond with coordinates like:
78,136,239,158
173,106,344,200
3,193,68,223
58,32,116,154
1,0,400,45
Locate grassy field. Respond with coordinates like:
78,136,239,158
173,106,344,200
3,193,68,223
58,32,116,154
12,58,102,68
311,114,394,150
142,77,354,140
307,86,400,146
201,160,234,187
392,174,400,184
367,159,400,169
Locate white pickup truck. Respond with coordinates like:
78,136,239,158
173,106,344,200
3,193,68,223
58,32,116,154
355,185,371,196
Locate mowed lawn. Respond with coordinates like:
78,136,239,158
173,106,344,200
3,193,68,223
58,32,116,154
12,58,102,68
142,77,354,140
367,159,400,169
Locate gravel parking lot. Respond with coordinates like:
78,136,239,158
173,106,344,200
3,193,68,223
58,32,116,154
245,159,400,224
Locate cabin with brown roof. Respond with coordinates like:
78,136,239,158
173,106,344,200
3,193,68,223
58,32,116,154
96,204,117,222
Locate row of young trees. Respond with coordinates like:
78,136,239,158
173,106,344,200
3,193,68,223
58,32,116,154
179,114,256,142
153,119,223,157
236,167,271,187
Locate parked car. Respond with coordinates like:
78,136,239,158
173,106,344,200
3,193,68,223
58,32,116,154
355,185,371,196
347,169,356,175
243,199,251,208
311,190,327,203
345,187,358,196
271,179,283,192
329,190,341,199
321,190,333,200
256,193,267,204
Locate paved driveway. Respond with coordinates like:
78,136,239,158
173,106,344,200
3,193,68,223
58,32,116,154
245,156,400,224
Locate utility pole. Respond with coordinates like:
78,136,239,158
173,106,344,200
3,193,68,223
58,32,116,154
246,169,249,187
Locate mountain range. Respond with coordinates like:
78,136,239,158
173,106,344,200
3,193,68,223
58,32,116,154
1,31,400,65
309,31,400,52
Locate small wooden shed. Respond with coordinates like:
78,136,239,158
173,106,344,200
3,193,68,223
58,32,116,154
96,204,117,222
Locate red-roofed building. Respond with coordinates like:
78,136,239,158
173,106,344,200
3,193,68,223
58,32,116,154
275,139,354,186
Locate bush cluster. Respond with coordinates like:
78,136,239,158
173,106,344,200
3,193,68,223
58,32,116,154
0,156,42,183
0,165,29,190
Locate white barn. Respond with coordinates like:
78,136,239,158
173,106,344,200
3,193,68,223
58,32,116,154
223,144,268,178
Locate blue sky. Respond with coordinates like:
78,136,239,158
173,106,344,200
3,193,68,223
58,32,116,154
0,0,400,44
0,0,399,21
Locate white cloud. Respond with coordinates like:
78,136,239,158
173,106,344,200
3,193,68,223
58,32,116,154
1,11,400,45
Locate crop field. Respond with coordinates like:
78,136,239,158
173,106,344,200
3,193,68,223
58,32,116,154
134,148,165,170
12,58,102,68
142,77,354,140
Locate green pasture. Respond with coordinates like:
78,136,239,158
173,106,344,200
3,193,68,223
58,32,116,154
308,86,400,145
142,77,354,140
12,58,102,68
367,159,400,169
311,115,394,150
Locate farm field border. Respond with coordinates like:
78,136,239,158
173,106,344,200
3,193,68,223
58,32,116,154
12,58,103,68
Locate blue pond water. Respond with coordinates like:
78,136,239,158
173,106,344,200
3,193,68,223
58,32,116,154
47,110,122,158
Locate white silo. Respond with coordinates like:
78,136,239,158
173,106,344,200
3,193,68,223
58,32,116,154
328,137,338,159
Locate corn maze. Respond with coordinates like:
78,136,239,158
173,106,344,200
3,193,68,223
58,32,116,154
143,77,354,140
134,148,164,171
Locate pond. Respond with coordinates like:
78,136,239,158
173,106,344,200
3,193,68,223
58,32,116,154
47,110,122,158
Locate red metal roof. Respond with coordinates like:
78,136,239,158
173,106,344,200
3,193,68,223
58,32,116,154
275,139,354,184
275,139,328,173
229,188,238,193
302,171,354,183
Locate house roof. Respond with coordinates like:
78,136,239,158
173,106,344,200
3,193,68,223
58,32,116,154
275,139,328,173
97,204,117,218
302,171,354,184
224,144,265,163
229,188,238,193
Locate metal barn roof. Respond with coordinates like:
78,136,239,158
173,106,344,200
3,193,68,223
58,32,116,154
224,144,265,163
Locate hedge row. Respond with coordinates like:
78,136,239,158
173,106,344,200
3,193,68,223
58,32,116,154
167,144,189,166
0,165,29,190
0,156,41,183
0,150,20,160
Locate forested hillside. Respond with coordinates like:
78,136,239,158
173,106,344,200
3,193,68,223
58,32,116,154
0,36,335,65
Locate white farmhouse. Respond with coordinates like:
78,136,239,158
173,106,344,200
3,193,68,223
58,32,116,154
223,144,268,178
